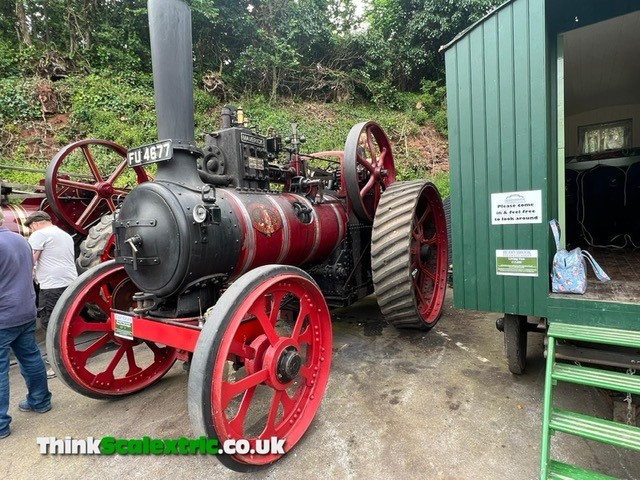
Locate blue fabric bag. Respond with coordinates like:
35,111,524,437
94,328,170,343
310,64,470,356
549,219,610,294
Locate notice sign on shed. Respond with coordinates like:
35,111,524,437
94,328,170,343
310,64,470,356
496,250,538,277
491,190,542,224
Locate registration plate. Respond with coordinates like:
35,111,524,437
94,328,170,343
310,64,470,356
127,140,173,167
114,312,134,340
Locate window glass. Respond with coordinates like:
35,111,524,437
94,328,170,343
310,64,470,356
579,120,632,154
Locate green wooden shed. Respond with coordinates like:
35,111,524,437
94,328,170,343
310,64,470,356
443,0,640,477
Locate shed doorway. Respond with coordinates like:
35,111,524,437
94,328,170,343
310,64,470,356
560,10,640,302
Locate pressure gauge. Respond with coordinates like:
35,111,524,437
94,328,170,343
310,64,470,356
193,204,207,224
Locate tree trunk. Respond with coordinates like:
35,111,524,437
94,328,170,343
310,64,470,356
15,1,31,46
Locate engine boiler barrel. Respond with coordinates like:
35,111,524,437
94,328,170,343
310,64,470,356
115,181,347,297
222,190,347,279
0,204,33,237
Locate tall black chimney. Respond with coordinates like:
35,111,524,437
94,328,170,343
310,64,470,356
147,0,201,184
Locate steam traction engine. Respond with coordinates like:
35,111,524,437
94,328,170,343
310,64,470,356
47,0,448,471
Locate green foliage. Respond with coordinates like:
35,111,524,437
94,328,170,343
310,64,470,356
364,0,503,89
418,80,448,135
66,74,157,147
0,77,42,121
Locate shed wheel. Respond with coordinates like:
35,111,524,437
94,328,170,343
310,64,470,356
372,180,448,330
46,261,177,399
76,213,114,273
188,265,332,471
504,314,527,374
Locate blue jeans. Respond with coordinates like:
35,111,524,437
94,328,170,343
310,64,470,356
0,319,52,434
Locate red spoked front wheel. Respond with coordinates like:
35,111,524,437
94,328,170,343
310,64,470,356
46,261,177,399
45,139,150,235
343,121,396,222
188,265,332,471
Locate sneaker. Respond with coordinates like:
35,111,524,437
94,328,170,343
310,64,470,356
46,368,56,379
0,429,10,439
18,400,51,414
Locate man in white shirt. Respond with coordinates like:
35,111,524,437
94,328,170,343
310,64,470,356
25,211,78,378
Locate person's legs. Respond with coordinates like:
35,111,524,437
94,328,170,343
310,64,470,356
39,287,65,331
0,325,18,435
12,320,51,410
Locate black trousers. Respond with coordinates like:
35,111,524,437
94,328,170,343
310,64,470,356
37,287,67,330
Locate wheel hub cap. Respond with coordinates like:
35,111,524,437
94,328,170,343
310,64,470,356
276,346,301,383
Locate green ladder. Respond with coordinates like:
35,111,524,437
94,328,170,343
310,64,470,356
541,323,640,479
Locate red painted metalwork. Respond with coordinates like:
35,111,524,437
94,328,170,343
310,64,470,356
411,183,448,326
0,198,64,237
45,139,150,235
53,262,177,397
204,268,332,468
223,190,347,279
121,315,201,352
344,122,397,222
101,234,116,262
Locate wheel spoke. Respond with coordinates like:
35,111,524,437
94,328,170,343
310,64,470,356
413,280,431,306
414,205,432,230
420,266,436,281
69,318,111,337
76,195,103,227
360,175,376,197
250,297,280,346
357,155,375,174
221,368,269,410
107,160,128,184
94,344,126,383
105,197,117,212
378,147,390,169
74,333,112,365
56,177,98,193
229,339,255,360
122,345,141,376
291,303,310,341
300,365,314,386
268,291,287,326
82,146,104,182
373,179,381,206
228,386,258,434
299,329,314,348
262,390,284,437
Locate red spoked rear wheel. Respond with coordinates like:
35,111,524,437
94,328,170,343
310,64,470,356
45,139,150,235
372,180,448,330
189,265,332,471
46,261,177,399
343,121,396,222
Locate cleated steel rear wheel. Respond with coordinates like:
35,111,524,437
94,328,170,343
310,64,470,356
371,180,448,330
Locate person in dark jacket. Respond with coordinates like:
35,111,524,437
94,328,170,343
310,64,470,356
0,209,52,439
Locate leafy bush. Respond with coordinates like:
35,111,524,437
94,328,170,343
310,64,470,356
66,73,157,148
0,77,42,121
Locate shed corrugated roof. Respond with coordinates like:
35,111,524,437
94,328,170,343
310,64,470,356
439,0,516,52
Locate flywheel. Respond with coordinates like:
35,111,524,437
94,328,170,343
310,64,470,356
371,180,448,330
